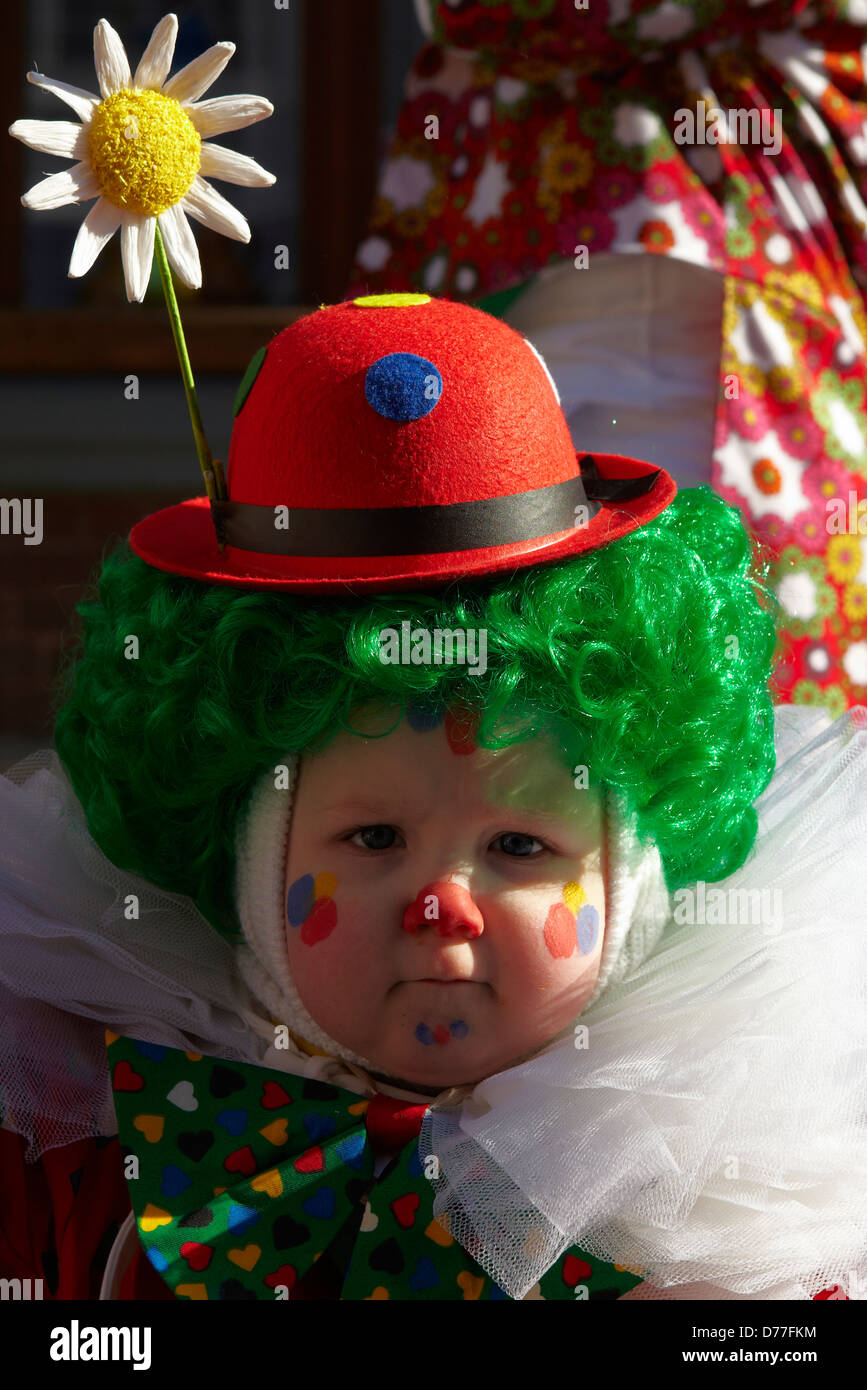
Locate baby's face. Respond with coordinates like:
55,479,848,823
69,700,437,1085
283,705,605,1090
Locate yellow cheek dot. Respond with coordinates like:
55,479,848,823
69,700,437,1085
562,880,587,914
352,293,431,308
314,871,338,899
87,88,201,216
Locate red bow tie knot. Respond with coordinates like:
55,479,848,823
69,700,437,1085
364,1093,430,1156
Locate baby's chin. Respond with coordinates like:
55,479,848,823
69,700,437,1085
343,1033,560,1093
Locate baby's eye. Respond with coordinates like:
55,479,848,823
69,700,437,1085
493,832,546,857
349,825,401,851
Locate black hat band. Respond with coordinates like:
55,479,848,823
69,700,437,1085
209,454,661,558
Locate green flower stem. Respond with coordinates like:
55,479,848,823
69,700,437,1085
152,220,227,505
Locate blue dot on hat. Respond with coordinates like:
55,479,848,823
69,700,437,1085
364,352,443,422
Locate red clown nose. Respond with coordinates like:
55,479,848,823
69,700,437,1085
402,880,484,937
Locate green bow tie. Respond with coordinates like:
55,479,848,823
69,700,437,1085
108,1032,644,1301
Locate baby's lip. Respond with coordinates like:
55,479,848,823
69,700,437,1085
407,976,482,985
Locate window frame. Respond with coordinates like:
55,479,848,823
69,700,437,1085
0,0,384,372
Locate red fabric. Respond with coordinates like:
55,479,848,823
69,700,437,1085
0,1126,132,1300
431,0,813,71
128,297,676,590
227,298,578,511
364,1094,429,1155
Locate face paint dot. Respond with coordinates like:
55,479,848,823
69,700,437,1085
449,1020,469,1038
444,703,479,756
314,870,338,899
562,880,587,914
299,896,338,946
433,1025,451,1046
415,1023,435,1046
543,901,577,959
577,903,599,955
406,700,447,732
287,874,315,927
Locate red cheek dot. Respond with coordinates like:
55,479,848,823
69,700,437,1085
543,902,577,959
433,1025,451,1046
300,896,337,946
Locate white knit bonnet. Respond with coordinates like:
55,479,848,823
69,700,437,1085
233,753,672,1072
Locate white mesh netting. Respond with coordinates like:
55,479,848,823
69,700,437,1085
419,705,867,1299
1,704,866,1301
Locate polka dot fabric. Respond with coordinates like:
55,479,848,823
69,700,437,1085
108,1033,644,1300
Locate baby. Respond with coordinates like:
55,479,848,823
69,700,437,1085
2,294,863,1304
279,701,607,1092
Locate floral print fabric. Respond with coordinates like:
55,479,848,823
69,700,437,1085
348,0,867,713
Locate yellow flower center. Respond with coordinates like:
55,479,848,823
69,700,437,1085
87,89,201,216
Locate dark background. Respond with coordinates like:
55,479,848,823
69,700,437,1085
0,0,425,765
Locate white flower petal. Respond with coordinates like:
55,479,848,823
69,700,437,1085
8,118,87,159
21,160,100,210
25,71,99,122
120,213,156,303
198,141,275,187
180,175,250,242
134,12,178,90
93,18,133,98
186,94,274,137
158,203,202,289
68,196,123,277
162,41,235,105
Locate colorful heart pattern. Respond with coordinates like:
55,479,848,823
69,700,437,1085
108,1032,644,1301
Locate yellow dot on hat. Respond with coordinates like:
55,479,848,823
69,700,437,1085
352,293,431,308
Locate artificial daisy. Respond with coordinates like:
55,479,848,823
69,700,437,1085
9,12,276,303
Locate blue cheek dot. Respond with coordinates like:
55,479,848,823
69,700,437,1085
449,1020,469,1038
577,904,599,955
415,1023,435,1046
364,352,443,422
287,873,315,927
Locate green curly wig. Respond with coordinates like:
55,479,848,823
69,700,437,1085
52,486,781,944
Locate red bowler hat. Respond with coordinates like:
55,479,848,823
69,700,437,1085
129,292,677,591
